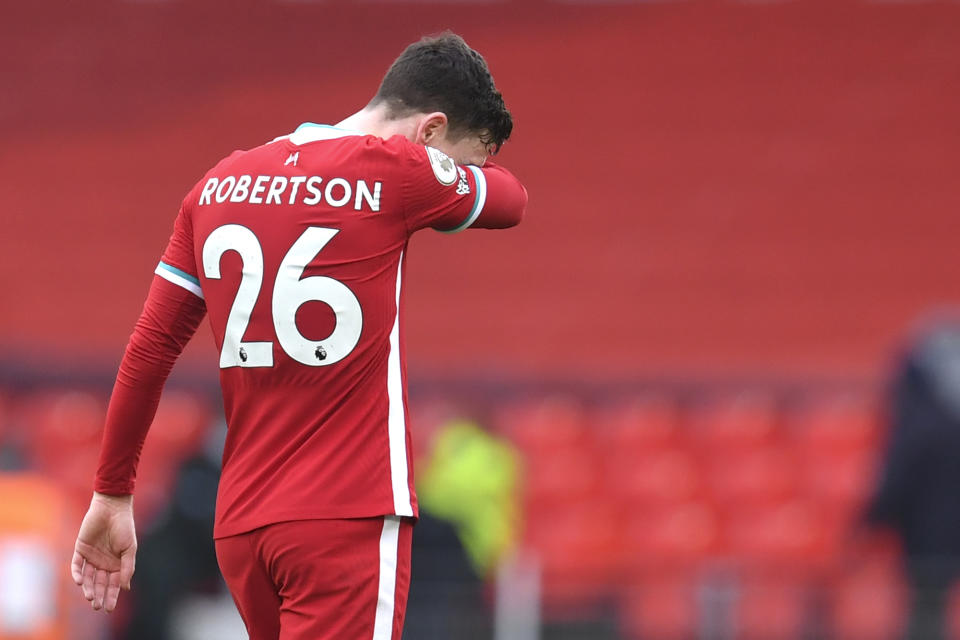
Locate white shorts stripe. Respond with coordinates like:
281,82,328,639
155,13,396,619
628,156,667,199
154,262,204,299
372,516,401,640
386,254,413,516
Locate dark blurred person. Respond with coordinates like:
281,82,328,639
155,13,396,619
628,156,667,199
122,439,222,640
866,320,960,640
405,418,521,638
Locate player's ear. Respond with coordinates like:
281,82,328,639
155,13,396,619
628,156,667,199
415,112,448,146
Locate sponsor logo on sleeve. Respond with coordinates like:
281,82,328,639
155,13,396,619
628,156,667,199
455,166,470,195
426,146,458,186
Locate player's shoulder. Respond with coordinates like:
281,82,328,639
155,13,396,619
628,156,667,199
357,134,457,186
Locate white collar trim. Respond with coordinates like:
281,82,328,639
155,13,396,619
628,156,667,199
277,123,364,146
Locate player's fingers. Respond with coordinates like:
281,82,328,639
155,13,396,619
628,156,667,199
70,550,85,585
92,568,109,610
104,571,122,612
119,548,136,590
81,560,96,601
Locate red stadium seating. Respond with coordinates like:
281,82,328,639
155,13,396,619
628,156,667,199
619,572,699,640
828,559,906,640
787,393,882,457
142,390,210,460
135,391,211,523
622,501,721,573
605,447,702,510
21,389,105,454
722,501,829,573
704,445,799,510
796,448,877,526
2,377,898,637
523,502,622,615
522,445,600,510
732,575,811,640
686,393,780,455
495,396,589,456
18,390,107,507
590,395,682,455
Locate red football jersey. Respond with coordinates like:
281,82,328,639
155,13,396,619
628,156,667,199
146,123,526,538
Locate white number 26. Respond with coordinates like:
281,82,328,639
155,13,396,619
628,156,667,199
202,225,362,368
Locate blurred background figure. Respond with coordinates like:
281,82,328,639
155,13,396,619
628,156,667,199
121,423,225,640
0,474,69,640
407,418,520,639
866,317,960,640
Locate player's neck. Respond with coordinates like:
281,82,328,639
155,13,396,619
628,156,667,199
336,105,420,143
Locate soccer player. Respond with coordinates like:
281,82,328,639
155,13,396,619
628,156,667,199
70,33,526,639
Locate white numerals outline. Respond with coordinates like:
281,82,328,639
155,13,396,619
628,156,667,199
202,225,273,368
202,224,363,369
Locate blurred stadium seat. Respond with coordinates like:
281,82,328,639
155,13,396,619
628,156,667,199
505,386,893,635
828,556,906,640
495,396,589,456
722,501,829,574
523,445,599,510
18,390,106,507
136,391,212,524
21,389,105,456
142,391,210,461
622,501,720,572
619,572,699,640
605,447,702,510
797,448,876,527
590,395,682,454
732,575,810,640
523,502,621,616
686,392,780,455
704,444,799,510
786,393,881,456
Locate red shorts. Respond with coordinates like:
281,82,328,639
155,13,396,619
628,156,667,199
215,516,413,640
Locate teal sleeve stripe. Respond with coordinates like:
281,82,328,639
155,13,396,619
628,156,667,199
157,261,200,286
440,165,487,234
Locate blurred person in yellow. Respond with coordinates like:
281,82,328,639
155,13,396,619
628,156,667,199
417,418,521,576
405,418,520,639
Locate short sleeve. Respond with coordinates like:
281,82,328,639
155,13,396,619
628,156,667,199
154,197,204,299
399,144,489,233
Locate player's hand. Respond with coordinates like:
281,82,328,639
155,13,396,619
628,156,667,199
70,492,137,612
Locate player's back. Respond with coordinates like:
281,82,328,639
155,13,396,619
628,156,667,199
156,122,525,538
185,126,417,537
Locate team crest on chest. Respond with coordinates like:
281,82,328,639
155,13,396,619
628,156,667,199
426,146,458,186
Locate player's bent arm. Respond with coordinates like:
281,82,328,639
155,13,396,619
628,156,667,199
94,276,206,495
395,139,527,232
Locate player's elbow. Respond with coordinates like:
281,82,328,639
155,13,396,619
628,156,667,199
514,186,528,225
475,182,526,229
501,186,527,228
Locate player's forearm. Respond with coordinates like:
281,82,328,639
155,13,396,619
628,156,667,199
473,162,527,229
94,277,205,495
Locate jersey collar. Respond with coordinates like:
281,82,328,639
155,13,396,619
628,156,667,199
282,122,365,146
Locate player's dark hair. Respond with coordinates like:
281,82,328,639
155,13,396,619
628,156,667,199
371,33,513,153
